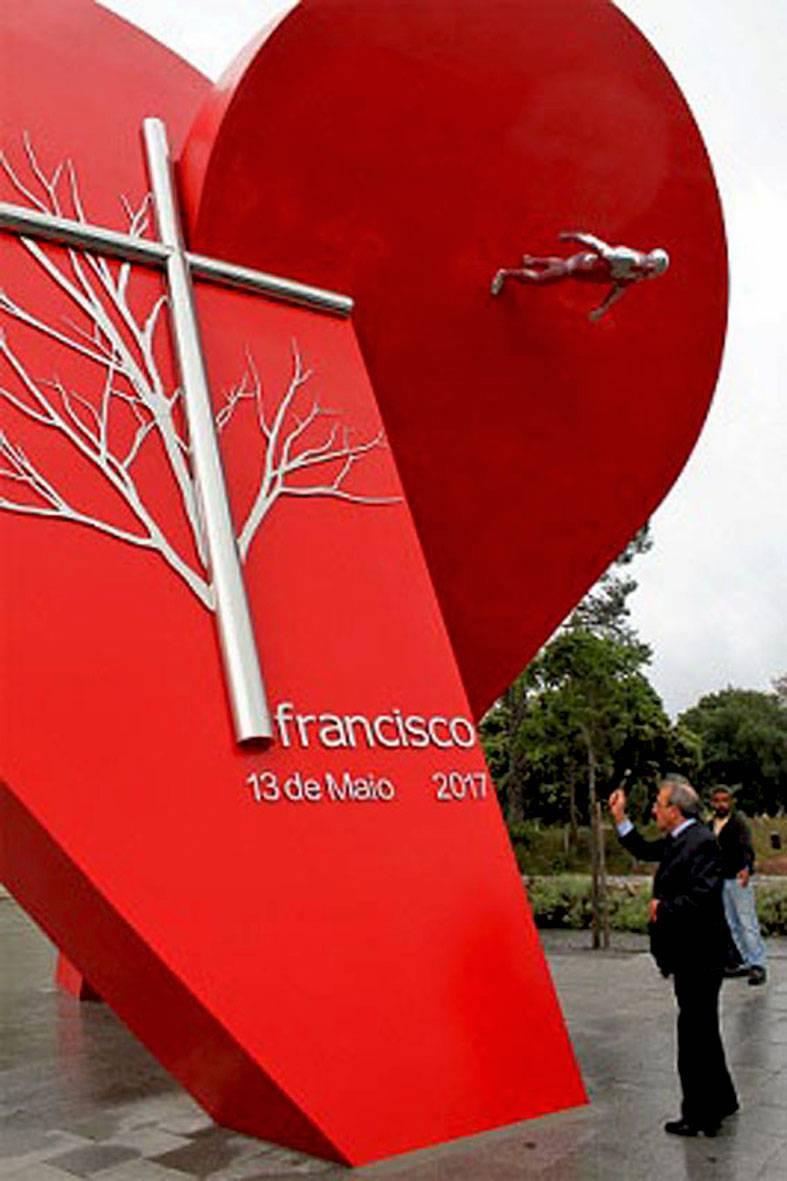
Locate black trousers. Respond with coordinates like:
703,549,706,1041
673,967,737,1126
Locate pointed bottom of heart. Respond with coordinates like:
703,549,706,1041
55,952,102,1001
1,785,587,1165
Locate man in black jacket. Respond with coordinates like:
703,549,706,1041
710,785,767,985
609,775,738,1137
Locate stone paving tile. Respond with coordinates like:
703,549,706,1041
758,1143,787,1180
102,1095,196,1133
4,904,787,1181
66,1115,134,1143
230,1176,343,1181
155,1110,214,1138
0,1165,78,1181
46,1144,141,1177
732,1100,787,1135
0,1132,93,1177
105,1127,191,1158
0,1124,69,1159
92,1161,198,1180
151,1127,268,1177
207,1148,338,1180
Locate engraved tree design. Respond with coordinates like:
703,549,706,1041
0,137,398,612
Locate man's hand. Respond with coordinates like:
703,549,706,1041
648,899,660,923
737,868,751,888
608,788,627,824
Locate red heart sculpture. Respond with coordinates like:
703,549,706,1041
182,0,727,716
1,0,590,1166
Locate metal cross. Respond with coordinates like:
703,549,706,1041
0,117,353,746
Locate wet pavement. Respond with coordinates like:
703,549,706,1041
2,893,786,1180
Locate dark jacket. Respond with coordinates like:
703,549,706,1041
620,820,727,978
711,813,755,879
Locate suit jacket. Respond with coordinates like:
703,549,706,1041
711,812,755,878
620,820,727,977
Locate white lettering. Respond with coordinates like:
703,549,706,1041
271,703,477,752
343,714,374,748
392,708,408,745
274,701,294,748
372,715,399,748
318,714,349,748
325,772,349,800
449,716,476,748
295,713,316,746
282,772,322,802
428,716,452,748
404,714,430,748
260,771,280,802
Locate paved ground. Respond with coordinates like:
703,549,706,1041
2,895,786,1180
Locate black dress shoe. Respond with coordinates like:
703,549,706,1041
664,1119,719,1138
748,966,767,986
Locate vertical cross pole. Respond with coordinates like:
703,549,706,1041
142,118,272,744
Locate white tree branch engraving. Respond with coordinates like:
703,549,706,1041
0,138,399,617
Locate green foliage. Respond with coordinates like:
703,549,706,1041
507,817,787,877
750,815,787,866
609,890,651,934
525,875,594,928
526,875,787,935
480,526,787,843
664,722,704,784
525,876,650,931
481,621,671,828
756,883,787,936
479,523,677,830
570,524,652,643
678,688,787,815
508,823,653,876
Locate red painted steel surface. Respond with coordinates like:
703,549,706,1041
55,952,101,1002
0,0,595,1165
182,0,728,719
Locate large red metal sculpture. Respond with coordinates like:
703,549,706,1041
0,0,725,1166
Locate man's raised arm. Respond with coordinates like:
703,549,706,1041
608,788,666,862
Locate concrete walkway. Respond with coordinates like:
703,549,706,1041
2,896,786,1180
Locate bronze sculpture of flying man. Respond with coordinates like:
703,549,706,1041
491,231,669,321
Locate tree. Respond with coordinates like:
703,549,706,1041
662,722,704,793
481,524,667,831
525,628,670,946
479,524,673,946
678,689,787,815
0,136,398,613
569,524,652,642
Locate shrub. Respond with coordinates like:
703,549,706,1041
524,875,787,935
756,883,787,936
526,875,652,932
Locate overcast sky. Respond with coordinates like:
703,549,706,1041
99,0,787,718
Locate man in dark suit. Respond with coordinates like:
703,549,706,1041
609,775,738,1137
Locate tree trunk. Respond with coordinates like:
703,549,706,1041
588,745,600,949
504,684,526,826
595,799,610,949
583,728,609,950
567,774,580,849
506,771,525,826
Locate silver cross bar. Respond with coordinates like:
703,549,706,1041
0,117,353,745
